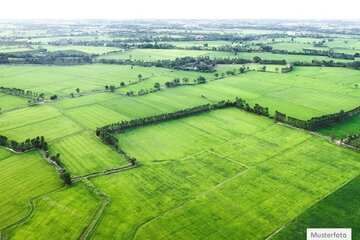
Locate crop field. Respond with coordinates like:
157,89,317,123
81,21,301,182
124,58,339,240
0,93,28,111
1,19,360,240
273,175,360,240
49,130,129,176
7,183,101,240
89,108,360,239
0,150,61,229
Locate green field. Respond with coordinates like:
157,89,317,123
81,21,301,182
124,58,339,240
98,48,354,63
43,45,123,55
273,175,360,240
7,183,101,240
98,49,216,61
1,20,360,240
90,108,360,239
0,149,61,229
49,131,129,176
0,93,28,111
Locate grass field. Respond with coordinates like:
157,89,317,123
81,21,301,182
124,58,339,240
0,149,61,229
90,108,360,239
273,175,360,240
7,183,101,240
49,131,129,176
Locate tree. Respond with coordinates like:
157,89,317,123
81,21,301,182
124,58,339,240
50,95,58,100
253,56,262,63
120,81,125,87
355,84,359,88
109,85,116,92
105,85,109,90
138,74,143,81
60,170,72,186
182,77,189,84
239,67,246,73
76,88,80,94
214,73,219,78
196,76,206,84
70,92,74,98
154,82,161,89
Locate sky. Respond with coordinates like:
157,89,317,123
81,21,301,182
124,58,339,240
1,0,360,20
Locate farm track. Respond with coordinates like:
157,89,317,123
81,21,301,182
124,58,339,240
77,179,111,240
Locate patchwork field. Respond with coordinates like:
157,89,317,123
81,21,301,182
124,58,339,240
1,20,360,240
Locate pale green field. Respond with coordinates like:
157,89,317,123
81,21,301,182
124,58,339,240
49,131,129,176
43,45,123,55
90,108,360,239
8,183,101,240
0,46,34,53
98,49,214,61
159,40,232,48
233,52,353,63
0,93,28,111
0,64,172,96
0,149,61,229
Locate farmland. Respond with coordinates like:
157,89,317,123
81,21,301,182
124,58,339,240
0,19,359,240
91,108,360,239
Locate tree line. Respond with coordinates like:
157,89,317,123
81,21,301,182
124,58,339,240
274,106,360,130
342,134,360,149
0,50,92,65
0,135,72,185
98,56,215,72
